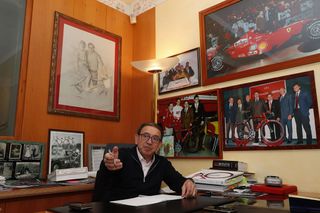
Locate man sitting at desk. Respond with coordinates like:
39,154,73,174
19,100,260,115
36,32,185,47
93,122,197,202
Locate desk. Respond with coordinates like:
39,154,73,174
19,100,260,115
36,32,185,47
48,196,235,213
0,183,94,213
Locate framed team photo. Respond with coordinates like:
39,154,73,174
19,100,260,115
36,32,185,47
158,48,201,94
157,90,222,158
221,71,320,151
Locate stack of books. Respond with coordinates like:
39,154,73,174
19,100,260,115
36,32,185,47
189,169,244,192
212,160,248,172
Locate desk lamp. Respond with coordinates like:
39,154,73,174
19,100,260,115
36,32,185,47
131,57,179,74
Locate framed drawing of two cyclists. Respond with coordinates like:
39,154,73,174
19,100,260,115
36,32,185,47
157,90,222,158
221,71,320,151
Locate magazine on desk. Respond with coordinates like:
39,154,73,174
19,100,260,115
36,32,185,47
189,169,244,186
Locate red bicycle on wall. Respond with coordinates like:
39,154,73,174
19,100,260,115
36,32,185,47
233,113,285,146
174,117,218,154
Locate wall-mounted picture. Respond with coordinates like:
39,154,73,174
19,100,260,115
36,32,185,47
48,12,122,121
221,71,319,151
0,162,13,179
15,162,41,180
48,129,84,173
0,142,7,160
158,48,201,94
157,90,221,158
9,143,22,160
199,0,320,85
22,144,42,160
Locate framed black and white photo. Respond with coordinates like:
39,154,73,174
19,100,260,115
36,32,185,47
158,48,201,94
0,162,13,179
15,162,41,180
0,142,7,160
22,144,42,160
48,129,84,173
9,143,22,160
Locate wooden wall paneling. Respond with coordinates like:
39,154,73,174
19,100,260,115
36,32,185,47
17,0,156,177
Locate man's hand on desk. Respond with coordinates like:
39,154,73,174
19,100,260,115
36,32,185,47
104,146,123,171
181,179,197,198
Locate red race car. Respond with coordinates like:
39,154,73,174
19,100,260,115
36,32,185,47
207,18,320,73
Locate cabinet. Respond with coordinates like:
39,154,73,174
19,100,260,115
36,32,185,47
0,184,93,213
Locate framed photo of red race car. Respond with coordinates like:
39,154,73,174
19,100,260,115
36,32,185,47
220,71,320,151
199,0,320,85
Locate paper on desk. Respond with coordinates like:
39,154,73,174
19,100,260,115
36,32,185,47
110,194,182,206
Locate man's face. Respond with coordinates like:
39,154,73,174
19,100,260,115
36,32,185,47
293,85,300,93
279,88,285,95
267,95,273,101
169,103,173,110
254,92,259,99
135,126,162,160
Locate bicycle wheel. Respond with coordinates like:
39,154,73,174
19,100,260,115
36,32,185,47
185,133,199,153
260,120,284,146
234,122,251,146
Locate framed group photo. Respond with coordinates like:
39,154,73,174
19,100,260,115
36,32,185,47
157,90,222,158
48,129,84,173
199,0,320,85
48,12,122,120
221,71,320,151
158,48,201,94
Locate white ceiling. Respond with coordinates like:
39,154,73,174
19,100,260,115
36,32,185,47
97,0,166,17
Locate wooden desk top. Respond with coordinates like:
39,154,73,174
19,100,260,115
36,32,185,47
0,183,94,200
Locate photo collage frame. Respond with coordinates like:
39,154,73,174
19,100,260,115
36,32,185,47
0,141,44,180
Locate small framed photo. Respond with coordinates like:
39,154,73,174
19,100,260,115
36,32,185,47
48,129,84,173
22,144,43,160
88,144,106,172
0,162,13,179
9,143,22,160
158,136,175,157
158,48,201,94
0,142,7,160
15,162,41,179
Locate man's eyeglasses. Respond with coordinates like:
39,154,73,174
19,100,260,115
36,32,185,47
139,133,161,143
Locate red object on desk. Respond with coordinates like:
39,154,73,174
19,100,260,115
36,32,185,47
251,184,297,195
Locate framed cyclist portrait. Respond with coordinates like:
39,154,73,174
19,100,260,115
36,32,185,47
157,90,222,159
221,71,320,151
